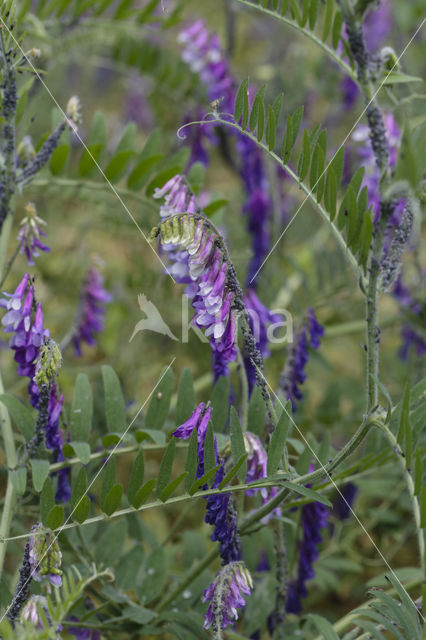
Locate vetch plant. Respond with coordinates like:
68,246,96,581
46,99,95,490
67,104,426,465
0,1,424,639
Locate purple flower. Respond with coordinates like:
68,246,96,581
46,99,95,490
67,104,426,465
17,202,50,266
172,403,241,563
0,273,49,407
333,482,358,521
73,266,112,356
244,432,280,520
393,274,426,359
279,308,324,411
45,385,71,502
203,562,253,631
153,174,197,219
67,619,101,640
286,499,330,614
205,462,241,564
154,213,238,376
352,112,401,222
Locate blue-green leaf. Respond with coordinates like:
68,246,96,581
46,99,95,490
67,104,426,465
11,467,27,496
30,459,50,493
0,394,35,442
103,484,123,516
70,373,92,442
102,365,126,433
145,367,174,430
267,404,291,476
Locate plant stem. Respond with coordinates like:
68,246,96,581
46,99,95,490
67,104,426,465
374,421,425,579
0,371,17,580
236,347,249,431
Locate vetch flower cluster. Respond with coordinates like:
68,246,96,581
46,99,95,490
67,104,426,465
203,562,253,634
172,402,241,564
151,214,238,376
279,308,324,411
29,524,62,589
72,265,112,356
17,202,50,266
286,497,330,614
0,273,49,407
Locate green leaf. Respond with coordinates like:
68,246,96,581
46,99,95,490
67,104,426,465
266,105,276,151
414,450,423,496
211,376,230,432
382,71,423,85
321,0,334,41
249,85,266,137
234,78,249,129
324,167,337,220
160,472,187,502
188,465,221,496
230,407,247,482
331,10,343,49
115,122,137,153
132,478,156,509
104,150,134,183
95,519,127,567
70,373,93,442
203,422,216,476
272,92,284,124
121,606,156,625
79,143,103,177
308,0,319,30
46,505,64,530
103,484,123,516
298,130,311,181
128,449,145,506
127,154,163,190
397,383,410,445
0,394,35,442
187,162,205,194
308,613,339,640
101,459,116,509
50,144,69,175
138,547,166,605
281,114,293,163
280,481,332,507
247,385,266,437
156,438,176,497
176,367,195,426
102,365,126,433
40,479,55,526
267,404,291,476
62,441,91,465
290,105,304,148
357,210,373,270
329,146,345,190
70,467,87,508
184,427,198,492
72,495,90,525
10,467,27,496
30,459,50,493
218,454,248,490
145,367,174,430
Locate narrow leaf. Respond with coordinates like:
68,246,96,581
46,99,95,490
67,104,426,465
218,454,248,490
176,367,195,426
46,505,64,530
184,427,198,492
128,450,145,506
103,484,123,516
30,459,50,493
102,365,126,433
160,472,187,502
11,467,27,496
156,439,176,497
189,465,221,496
145,367,174,430
203,422,216,476
0,394,35,442
281,481,332,507
267,404,291,476
266,105,276,151
133,479,156,509
70,373,93,442
234,78,249,129
230,407,247,482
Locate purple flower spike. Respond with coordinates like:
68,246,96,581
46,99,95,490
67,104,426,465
279,308,323,411
286,498,330,614
0,274,49,407
73,265,112,356
203,562,253,632
17,203,50,266
333,482,358,521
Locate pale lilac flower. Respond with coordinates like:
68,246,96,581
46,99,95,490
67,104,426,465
203,562,253,631
17,202,49,266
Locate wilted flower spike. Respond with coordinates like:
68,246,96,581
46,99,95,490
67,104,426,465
20,596,49,629
73,265,112,356
203,562,253,634
34,338,62,388
17,202,50,266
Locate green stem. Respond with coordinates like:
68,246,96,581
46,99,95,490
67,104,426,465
233,0,358,83
236,347,249,431
0,212,14,284
374,421,425,579
0,372,17,580
30,178,158,212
